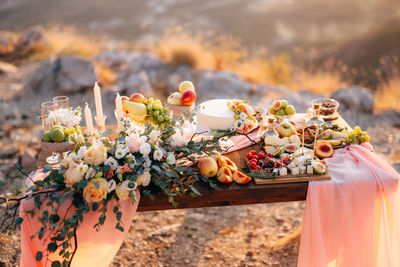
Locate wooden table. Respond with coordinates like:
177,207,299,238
137,115,351,212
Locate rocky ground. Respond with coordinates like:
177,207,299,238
1,28,400,267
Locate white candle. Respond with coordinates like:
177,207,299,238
115,93,124,132
84,103,94,135
93,82,105,130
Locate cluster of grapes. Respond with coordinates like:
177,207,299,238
246,150,291,171
146,98,171,125
345,126,371,145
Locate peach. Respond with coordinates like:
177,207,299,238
232,171,252,184
217,166,233,183
121,96,129,102
198,156,218,177
181,90,196,106
178,81,195,94
129,93,147,104
218,156,237,171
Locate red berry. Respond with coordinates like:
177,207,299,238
267,153,273,158
258,151,265,159
249,162,257,168
255,165,262,171
252,155,259,161
250,150,256,156
246,153,253,160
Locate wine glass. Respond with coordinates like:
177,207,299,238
41,101,59,131
53,96,70,127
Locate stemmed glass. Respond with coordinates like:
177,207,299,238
41,101,59,131
53,96,70,127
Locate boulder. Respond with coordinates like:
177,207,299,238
15,26,50,54
119,71,154,97
26,56,97,94
125,52,165,73
194,70,252,102
0,31,16,54
331,87,374,113
167,66,193,94
55,56,97,93
93,51,128,71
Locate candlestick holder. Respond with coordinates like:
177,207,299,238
95,116,107,133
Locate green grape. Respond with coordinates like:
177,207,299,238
149,110,153,116
164,114,170,122
147,103,153,111
157,115,164,122
153,110,160,117
153,104,162,111
155,99,162,105
164,107,170,114
148,97,154,102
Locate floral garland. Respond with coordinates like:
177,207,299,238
0,112,224,266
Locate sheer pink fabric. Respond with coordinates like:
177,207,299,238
298,144,400,267
20,170,140,267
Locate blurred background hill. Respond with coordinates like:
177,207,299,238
0,1,400,266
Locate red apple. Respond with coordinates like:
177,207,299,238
121,96,129,102
181,90,196,106
129,93,146,104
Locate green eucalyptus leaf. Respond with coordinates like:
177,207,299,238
36,251,43,261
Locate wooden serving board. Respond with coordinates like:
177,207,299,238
253,172,331,185
225,141,331,185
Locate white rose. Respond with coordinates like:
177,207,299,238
85,167,96,180
140,136,148,143
139,143,151,156
149,130,159,143
104,157,119,170
165,152,176,165
137,171,151,187
64,162,86,187
239,112,248,121
153,148,164,161
77,146,87,159
125,134,142,153
77,163,89,174
170,134,189,148
85,144,108,165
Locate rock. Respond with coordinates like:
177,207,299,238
331,87,374,113
167,66,193,94
25,56,97,94
119,71,154,97
375,110,400,128
55,56,97,93
0,147,19,159
93,51,128,71
125,52,165,73
195,70,252,101
21,149,37,171
15,26,50,54
0,31,16,54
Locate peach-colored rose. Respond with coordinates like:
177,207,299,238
83,178,108,203
125,134,142,153
116,164,132,175
84,144,107,165
64,162,88,187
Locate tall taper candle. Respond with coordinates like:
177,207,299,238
84,103,94,135
93,82,105,131
115,93,124,132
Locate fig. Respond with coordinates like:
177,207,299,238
314,141,334,158
284,105,296,115
320,129,333,140
275,109,286,116
273,147,285,157
280,100,288,108
268,106,276,115
284,144,298,153
272,100,283,111
313,161,327,175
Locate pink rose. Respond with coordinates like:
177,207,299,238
125,134,142,153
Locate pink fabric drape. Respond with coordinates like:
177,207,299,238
298,144,400,267
20,170,140,267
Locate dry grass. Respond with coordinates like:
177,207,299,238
28,26,105,60
374,77,400,112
